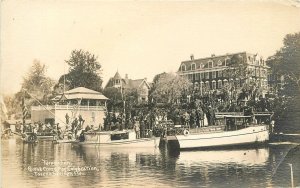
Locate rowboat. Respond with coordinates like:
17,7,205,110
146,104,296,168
160,113,273,150
72,129,159,148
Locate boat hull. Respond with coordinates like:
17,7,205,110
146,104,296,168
173,125,269,150
73,137,159,148
73,130,159,148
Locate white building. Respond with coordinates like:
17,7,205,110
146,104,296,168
31,87,108,128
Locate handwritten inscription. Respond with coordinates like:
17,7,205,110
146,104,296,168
27,159,99,177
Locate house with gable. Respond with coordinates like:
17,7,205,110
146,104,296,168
105,71,150,103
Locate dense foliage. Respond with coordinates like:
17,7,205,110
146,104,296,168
4,60,55,119
266,32,300,132
55,49,103,93
150,72,191,104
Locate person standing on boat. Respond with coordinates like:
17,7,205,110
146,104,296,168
184,111,190,128
198,108,204,127
134,119,140,139
85,125,91,132
140,120,145,138
212,107,217,125
65,113,69,125
72,118,79,135
78,114,84,129
206,106,212,126
32,125,38,140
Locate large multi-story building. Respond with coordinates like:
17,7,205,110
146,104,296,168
105,71,150,103
177,52,270,96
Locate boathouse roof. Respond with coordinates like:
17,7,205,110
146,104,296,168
56,87,108,101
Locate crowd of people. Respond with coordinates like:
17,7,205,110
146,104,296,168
15,94,276,141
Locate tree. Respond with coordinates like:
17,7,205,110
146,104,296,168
150,73,191,104
267,32,300,96
266,32,300,132
103,87,123,112
22,60,55,105
55,49,103,93
224,54,249,83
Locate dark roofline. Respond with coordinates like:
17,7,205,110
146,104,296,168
181,51,248,64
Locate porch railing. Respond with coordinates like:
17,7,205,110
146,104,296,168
31,104,106,111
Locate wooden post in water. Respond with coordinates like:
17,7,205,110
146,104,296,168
288,163,294,188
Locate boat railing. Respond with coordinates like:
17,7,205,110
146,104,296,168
31,104,106,111
215,112,243,118
189,125,226,134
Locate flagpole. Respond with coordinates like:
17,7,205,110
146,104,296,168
22,91,26,133
63,61,66,93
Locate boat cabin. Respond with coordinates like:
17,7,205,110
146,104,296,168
224,115,252,131
82,130,137,144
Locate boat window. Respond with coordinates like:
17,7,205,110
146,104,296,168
111,132,129,141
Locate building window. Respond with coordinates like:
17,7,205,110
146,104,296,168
223,79,228,86
212,71,216,79
218,70,223,78
181,65,186,71
205,81,210,89
200,63,204,69
191,63,196,70
205,72,209,79
218,80,222,89
115,79,120,84
225,58,230,66
218,60,222,66
208,61,213,68
212,81,216,90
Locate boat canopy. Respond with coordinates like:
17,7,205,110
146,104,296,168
254,113,274,116
224,115,252,118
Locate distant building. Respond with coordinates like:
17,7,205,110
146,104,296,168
105,71,150,103
267,73,285,95
31,87,108,128
177,52,270,96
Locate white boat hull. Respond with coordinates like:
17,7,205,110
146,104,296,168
74,137,159,148
73,130,159,148
175,125,269,150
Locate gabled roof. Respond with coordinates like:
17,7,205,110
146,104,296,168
113,71,122,79
124,79,147,89
105,72,150,90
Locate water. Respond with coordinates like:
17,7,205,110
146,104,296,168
1,137,299,188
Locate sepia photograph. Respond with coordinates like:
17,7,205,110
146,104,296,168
1,0,300,187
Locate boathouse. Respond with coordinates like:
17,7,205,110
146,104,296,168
31,87,108,129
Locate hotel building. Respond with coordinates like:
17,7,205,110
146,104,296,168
177,52,270,96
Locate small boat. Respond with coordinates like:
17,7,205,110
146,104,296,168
161,113,273,150
21,132,38,144
72,129,159,148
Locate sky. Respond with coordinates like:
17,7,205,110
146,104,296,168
1,0,300,95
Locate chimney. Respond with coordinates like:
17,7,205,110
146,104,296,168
211,54,215,57
190,54,194,61
125,74,128,79
144,77,147,81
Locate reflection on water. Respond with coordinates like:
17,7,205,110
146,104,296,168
1,137,299,188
